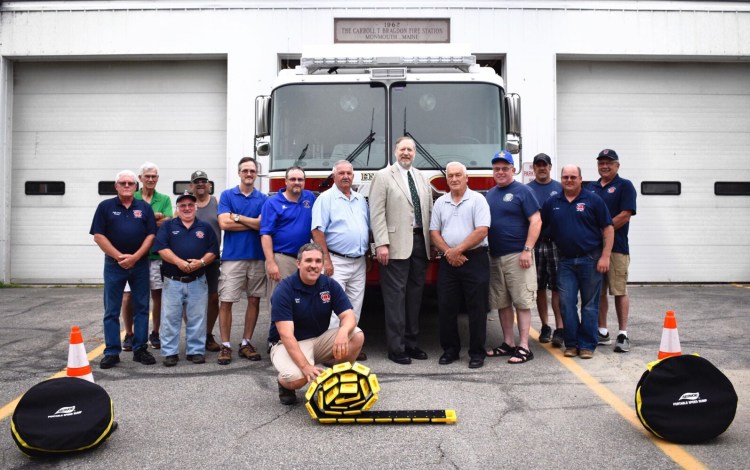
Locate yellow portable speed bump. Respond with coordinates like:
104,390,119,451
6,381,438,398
305,362,456,424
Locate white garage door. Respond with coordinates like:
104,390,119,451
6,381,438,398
557,61,750,282
11,60,227,283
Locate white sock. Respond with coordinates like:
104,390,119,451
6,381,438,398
619,330,628,338
222,342,231,348
599,328,608,336
241,338,249,346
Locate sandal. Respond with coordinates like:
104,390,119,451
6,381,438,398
486,342,516,357
508,346,534,364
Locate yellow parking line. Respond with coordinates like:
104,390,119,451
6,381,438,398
531,326,707,470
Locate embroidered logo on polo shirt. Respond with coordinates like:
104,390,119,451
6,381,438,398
608,187,616,194
196,231,205,239
550,191,558,196
503,194,514,202
303,200,312,209
133,210,143,218
576,203,586,212
172,230,180,235
320,291,331,303
294,298,301,303
112,211,121,216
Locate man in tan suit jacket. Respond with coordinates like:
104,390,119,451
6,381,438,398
369,136,433,365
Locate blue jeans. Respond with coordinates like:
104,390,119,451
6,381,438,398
103,256,150,356
558,256,602,351
160,276,208,356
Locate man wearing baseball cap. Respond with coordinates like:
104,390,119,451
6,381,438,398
588,149,637,353
485,150,541,364
152,191,220,366
189,170,222,353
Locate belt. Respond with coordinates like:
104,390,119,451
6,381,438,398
465,246,489,254
273,251,296,258
165,274,199,283
329,249,363,259
413,227,423,234
559,253,588,261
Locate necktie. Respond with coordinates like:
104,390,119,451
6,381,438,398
407,171,423,228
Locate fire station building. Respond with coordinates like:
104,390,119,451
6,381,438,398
1,1,748,283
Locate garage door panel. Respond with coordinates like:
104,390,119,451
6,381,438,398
11,60,227,283
558,61,750,282
12,130,226,170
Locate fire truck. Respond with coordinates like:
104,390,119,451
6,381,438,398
254,45,522,286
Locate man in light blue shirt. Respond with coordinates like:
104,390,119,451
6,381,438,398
311,160,370,361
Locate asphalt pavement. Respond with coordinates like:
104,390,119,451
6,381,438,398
1,284,748,469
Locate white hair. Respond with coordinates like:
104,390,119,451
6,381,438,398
332,160,353,172
139,161,159,175
115,169,137,182
446,161,467,173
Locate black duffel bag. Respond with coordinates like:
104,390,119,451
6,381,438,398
11,377,116,458
635,354,737,444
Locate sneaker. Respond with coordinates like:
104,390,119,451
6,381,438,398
218,345,232,365
278,382,297,405
564,347,578,358
149,331,161,349
133,347,156,365
539,325,552,343
163,355,179,367
597,332,612,345
186,354,206,364
614,334,630,353
205,334,221,352
100,355,120,369
122,334,134,352
551,329,565,348
239,342,261,361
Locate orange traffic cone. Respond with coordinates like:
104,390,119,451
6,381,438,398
657,311,682,360
66,326,94,383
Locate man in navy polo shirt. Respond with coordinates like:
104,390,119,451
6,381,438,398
153,192,219,367
588,149,637,353
90,169,157,369
541,165,613,359
261,166,316,306
268,243,364,405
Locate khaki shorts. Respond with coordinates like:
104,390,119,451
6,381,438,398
267,253,300,309
489,252,537,310
603,253,629,296
218,259,267,303
270,326,363,383
149,260,164,290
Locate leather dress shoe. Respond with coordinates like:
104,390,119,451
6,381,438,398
468,357,485,369
388,352,412,365
438,352,458,365
405,346,428,360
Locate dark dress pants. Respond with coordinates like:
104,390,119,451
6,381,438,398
437,249,489,360
379,232,428,355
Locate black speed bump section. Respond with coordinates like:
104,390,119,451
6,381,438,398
304,361,457,424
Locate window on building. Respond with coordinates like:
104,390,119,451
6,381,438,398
641,181,681,196
25,181,65,195
715,182,750,196
98,181,138,195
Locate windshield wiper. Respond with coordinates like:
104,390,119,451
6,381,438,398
319,113,376,191
295,144,309,164
403,109,446,177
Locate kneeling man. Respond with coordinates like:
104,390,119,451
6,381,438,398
269,242,365,405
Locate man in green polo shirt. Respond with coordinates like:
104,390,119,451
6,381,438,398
122,162,173,351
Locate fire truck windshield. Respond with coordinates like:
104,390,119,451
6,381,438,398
270,83,387,171
392,82,505,170
268,81,505,172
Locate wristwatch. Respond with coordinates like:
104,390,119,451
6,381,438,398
523,245,533,252
233,213,240,223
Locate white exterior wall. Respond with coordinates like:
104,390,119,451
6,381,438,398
1,1,750,283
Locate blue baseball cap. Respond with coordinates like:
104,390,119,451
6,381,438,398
491,150,514,166
597,148,619,161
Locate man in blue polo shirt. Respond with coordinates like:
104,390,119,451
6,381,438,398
541,165,614,359
216,157,268,365
90,169,157,369
268,243,364,405
588,149,637,353
153,192,220,367
261,166,316,306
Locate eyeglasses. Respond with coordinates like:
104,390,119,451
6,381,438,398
117,181,136,186
177,203,196,209
493,167,513,173
141,175,159,180
240,169,257,174
561,176,579,180
192,180,208,185
287,177,305,182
